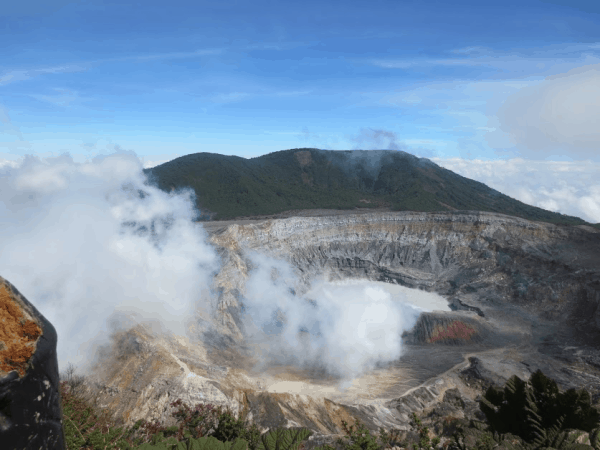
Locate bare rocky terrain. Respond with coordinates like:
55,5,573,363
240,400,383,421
82,210,600,448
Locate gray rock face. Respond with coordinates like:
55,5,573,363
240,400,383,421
0,276,65,450
85,211,600,442
209,210,600,347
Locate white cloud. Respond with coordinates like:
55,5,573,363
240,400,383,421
368,44,600,80
30,87,92,107
0,50,221,86
210,91,252,103
490,64,600,160
0,64,89,86
0,158,20,169
433,157,600,223
129,48,222,62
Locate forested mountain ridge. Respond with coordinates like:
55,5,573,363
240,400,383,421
142,148,596,227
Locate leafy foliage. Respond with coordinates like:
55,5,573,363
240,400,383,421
255,428,313,450
135,435,249,450
169,399,224,441
479,369,600,443
60,380,135,450
313,419,385,450
210,405,262,450
451,422,526,450
409,413,441,450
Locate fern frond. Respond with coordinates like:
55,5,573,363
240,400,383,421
589,427,600,450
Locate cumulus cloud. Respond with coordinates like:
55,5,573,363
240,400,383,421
433,157,600,223
490,64,600,160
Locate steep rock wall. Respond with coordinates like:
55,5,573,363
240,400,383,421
208,211,600,346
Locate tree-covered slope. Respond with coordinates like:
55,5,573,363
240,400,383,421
142,148,592,226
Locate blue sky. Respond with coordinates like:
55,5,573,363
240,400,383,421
1,0,600,221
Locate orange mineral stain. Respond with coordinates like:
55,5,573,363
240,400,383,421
0,284,42,377
428,320,476,343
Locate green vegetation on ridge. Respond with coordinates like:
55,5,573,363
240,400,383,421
142,148,590,226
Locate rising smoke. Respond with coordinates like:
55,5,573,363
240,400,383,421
0,151,442,382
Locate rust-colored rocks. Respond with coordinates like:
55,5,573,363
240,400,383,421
0,284,43,377
0,276,65,450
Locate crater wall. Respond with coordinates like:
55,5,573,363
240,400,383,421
208,211,600,346
84,211,600,439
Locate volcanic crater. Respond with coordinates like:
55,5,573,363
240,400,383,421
84,210,600,447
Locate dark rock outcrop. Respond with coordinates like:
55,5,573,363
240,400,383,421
0,276,65,450
458,357,508,392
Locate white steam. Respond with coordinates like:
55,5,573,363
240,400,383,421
240,253,448,384
0,152,219,373
0,152,442,383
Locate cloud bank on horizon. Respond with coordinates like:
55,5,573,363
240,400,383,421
433,158,600,224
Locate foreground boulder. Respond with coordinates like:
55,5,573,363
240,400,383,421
0,276,65,450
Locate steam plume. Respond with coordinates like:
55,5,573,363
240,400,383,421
0,151,445,383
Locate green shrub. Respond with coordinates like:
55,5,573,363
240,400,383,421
210,407,262,450
313,419,390,450
479,369,600,443
60,380,135,450
255,427,313,450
